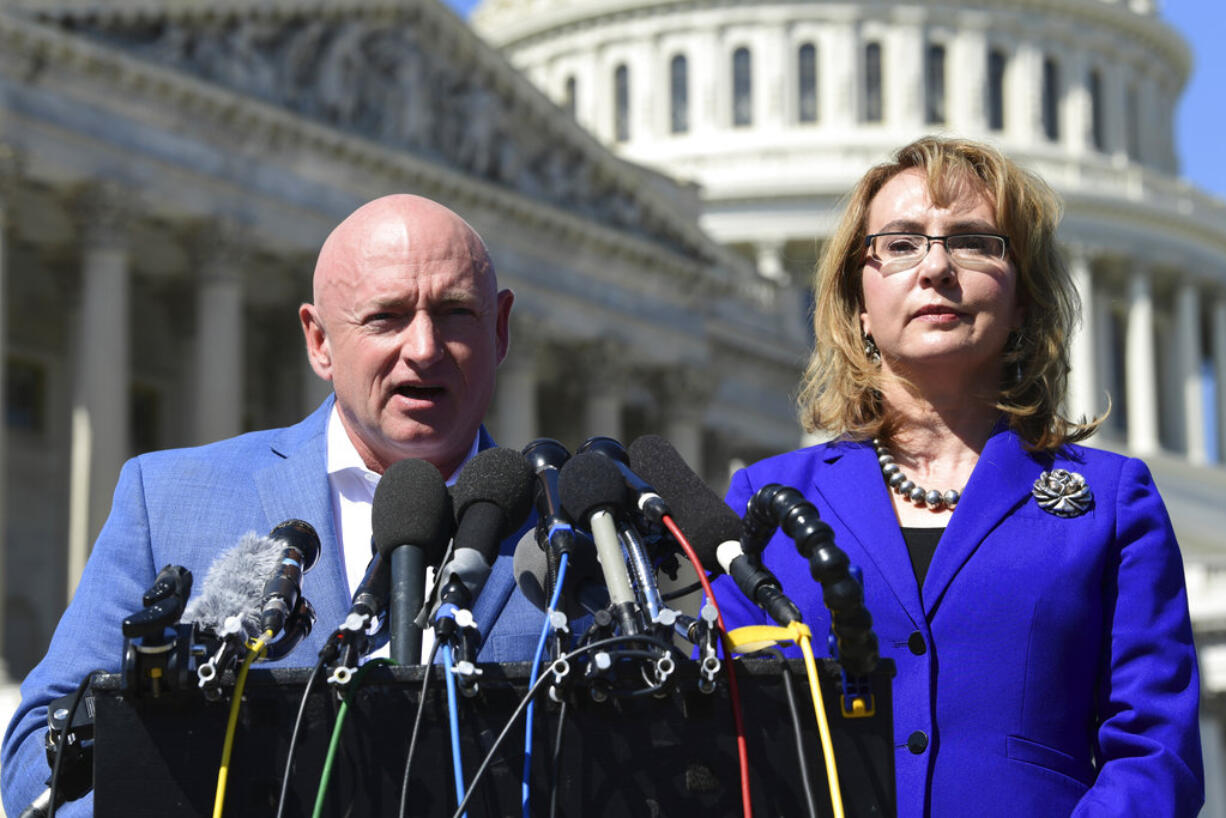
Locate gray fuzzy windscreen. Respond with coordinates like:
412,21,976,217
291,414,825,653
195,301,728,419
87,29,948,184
181,531,284,637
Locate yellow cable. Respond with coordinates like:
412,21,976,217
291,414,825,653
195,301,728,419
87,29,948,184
212,629,272,818
797,632,844,818
726,623,846,818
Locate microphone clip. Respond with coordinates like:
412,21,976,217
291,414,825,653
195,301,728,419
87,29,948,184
119,565,196,698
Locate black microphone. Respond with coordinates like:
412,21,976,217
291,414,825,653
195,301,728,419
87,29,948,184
578,436,670,522
513,529,609,619
371,458,454,665
558,452,641,635
628,434,803,627
258,519,321,637
435,447,535,613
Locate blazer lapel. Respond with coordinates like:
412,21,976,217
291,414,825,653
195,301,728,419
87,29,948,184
921,427,1045,617
253,397,351,633
809,441,926,630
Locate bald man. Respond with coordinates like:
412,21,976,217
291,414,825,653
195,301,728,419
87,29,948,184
2,196,540,817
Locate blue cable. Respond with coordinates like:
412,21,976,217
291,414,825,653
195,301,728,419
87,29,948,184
442,642,467,818
521,551,571,818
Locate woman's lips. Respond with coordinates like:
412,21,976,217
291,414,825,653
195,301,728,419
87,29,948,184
912,305,963,323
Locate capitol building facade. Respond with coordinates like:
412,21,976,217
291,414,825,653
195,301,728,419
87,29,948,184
0,0,1224,811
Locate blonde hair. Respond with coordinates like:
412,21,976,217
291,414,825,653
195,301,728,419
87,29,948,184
797,136,1102,450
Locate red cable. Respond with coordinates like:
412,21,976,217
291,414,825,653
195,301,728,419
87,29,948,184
662,514,753,818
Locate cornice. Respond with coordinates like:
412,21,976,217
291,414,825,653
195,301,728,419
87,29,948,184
473,0,1190,85
0,1,739,283
0,8,735,292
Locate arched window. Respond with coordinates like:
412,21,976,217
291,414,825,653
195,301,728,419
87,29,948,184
987,48,1006,131
864,42,883,123
925,43,946,125
733,47,753,127
1088,68,1105,151
1126,84,1140,160
670,54,689,134
563,75,577,118
1041,57,1059,141
614,63,630,142
798,43,818,124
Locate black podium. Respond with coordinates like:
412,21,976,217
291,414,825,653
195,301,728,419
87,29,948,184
90,657,895,817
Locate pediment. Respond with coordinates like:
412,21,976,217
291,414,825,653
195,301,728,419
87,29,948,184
13,1,708,260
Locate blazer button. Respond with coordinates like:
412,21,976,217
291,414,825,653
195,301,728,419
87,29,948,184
907,731,928,754
907,631,926,655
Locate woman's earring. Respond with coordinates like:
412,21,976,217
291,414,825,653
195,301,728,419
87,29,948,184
863,334,880,362
1007,333,1024,383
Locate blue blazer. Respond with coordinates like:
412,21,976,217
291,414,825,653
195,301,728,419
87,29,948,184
714,426,1203,817
1,397,545,817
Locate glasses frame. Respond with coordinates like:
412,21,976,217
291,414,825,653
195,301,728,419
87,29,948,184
863,231,1011,273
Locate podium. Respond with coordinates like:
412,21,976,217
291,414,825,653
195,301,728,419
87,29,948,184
90,657,895,817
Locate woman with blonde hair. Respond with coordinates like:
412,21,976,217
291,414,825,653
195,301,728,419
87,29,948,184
715,136,1202,816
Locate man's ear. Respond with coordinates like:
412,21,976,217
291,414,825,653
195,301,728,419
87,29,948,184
494,289,514,365
299,303,333,381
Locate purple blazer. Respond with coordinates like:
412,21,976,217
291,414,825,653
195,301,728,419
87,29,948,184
714,426,1203,817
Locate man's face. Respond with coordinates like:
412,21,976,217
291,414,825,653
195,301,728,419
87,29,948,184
302,198,512,476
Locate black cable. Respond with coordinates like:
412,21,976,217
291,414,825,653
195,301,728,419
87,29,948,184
764,648,820,818
449,635,674,818
547,699,569,818
399,640,443,818
660,579,704,601
46,669,101,818
275,654,328,818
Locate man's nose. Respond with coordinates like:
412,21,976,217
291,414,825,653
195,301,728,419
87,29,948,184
402,313,445,366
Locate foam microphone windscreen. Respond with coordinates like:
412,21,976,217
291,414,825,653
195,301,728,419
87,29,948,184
182,532,286,637
628,434,743,573
452,446,535,537
371,458,454,564
558,452,631,523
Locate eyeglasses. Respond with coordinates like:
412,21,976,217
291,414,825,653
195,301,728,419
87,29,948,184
864,232,1010,275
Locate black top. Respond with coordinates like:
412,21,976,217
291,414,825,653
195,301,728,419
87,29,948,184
900,526,944,587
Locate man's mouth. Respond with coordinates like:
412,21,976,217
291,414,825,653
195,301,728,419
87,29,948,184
393,384,445,400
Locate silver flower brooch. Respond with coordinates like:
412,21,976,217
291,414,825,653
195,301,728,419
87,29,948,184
1032,469,1092,518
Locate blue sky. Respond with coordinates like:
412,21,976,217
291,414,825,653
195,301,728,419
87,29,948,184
1164,0,1226,201
448,0,1224,202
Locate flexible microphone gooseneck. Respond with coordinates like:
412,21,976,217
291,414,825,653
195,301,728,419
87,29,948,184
372,459,454,665
744,484,879,675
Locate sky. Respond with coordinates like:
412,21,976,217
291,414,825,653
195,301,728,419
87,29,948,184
448,0,1225,203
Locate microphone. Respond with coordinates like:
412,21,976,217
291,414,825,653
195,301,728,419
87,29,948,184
371,458,454,665
513,529,609,619
258,519,321,637
435,447,535,611
558,452,641,635
628,434,802,627
577,436,670,522
184,523,321,691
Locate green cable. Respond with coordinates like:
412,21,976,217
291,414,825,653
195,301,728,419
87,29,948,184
311,658,396,818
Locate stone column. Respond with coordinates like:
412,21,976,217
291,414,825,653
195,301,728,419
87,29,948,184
1066,245,1097,424
825,22,856,130
579,340,629,443
888,19,924,129
191,219,248,445
1213,295,1226,464
0,145,18,680
755,240,788,284
1176,282,1205,464
68,182,132,598
1124,264,1159,456
1064,49,1089,158
951,26,987,131
654,366,713,479
492,325,542,450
